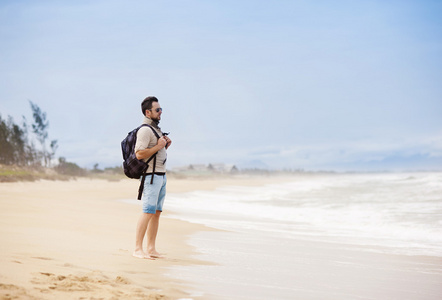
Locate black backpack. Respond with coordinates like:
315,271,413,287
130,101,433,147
121,124,160,200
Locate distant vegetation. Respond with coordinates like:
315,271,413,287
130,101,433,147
0,101,124,182
1,101,57,167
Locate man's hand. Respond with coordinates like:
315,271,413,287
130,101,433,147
164,136,172,149
158,136,167,148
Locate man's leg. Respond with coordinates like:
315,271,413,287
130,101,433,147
135,174,166,259
133,212,154,259
147,175,167,257
135,174,162,259
147,210,162,257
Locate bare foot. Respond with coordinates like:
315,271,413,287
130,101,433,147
148,251,164,259
133,250,155,260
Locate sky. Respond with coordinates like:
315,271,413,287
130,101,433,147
1,0,441,171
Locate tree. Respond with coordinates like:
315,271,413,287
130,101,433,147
29,101,58,167
0,115,30,165
21,116,39,166
0,102,58,168
49,139,58,165
0,115,15,164
8,117,26,165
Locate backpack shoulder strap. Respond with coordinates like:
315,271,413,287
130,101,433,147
138,123,160,164
137,124,162,199
139,124,161,139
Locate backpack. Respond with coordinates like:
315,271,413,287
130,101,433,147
121,124,160,200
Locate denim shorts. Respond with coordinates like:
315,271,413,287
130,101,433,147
141,174,167,214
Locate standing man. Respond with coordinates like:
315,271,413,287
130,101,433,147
133,96,172,259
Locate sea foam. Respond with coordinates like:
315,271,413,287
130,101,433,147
165,172,442,257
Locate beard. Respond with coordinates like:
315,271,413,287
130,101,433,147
150,116,160,124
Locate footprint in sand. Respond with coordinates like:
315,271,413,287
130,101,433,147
3,272,162,299
0,283,33,299
30,271,152,298
62,263,74,267
11,260,23,264
31,256,53,261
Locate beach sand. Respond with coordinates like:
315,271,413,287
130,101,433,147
1,178,197,299
1,175,441,300
0,175,284,299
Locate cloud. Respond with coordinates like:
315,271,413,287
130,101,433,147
241,133,442,170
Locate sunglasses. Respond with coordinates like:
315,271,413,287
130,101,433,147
149,107,163,113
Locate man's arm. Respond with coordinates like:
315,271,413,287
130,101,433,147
135,137,167,160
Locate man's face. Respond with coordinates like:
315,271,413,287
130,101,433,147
148,101,162,121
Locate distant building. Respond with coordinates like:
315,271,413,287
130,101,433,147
172,163,238,174
188,164,208,171
208,163,238,173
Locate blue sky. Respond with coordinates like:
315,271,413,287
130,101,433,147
1,0,441,171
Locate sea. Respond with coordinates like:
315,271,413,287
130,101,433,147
125,172,442,299
166,172,442,257
163,172,442,300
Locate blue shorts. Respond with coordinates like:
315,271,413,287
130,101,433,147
141,174,167,214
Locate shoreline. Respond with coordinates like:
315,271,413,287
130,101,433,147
0,175,293,299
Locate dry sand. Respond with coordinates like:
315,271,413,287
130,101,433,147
0,175,283,300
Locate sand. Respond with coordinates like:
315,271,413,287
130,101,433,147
3,175,441,300
0,175,285,300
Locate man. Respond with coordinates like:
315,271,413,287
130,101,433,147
133,96,172,259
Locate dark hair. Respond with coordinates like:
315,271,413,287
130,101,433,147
141,96,159,116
